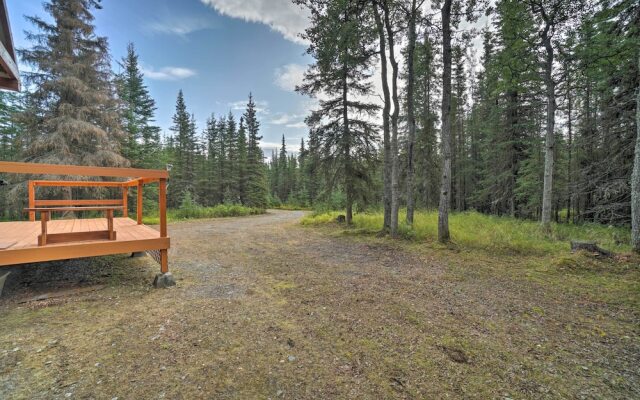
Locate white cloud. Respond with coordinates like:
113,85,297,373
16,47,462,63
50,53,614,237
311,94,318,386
268,113,308,129
200,0,309,44
144,16,215,37
269,112,302,125
285,122,307,129
141,66,197,81
228,100,270,114
274,63,306,92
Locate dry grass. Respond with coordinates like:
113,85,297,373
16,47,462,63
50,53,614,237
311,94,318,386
0,211,638,399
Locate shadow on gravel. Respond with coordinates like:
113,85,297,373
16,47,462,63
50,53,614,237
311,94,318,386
0,254,157,304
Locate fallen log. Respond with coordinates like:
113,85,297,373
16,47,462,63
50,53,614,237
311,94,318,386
570,241,612,257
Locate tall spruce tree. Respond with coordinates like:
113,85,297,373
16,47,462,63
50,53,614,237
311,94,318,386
236,117,248,204
413,30,440,210
168,90,196,207
244,94,268,208
277,135,288,202
224,112,239,203
204,114,222,205
116,43,161,169
0,91,22,220
296,0,380,224
18,0,125,173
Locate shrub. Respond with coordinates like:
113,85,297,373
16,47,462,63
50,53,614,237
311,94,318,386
143,204,264,224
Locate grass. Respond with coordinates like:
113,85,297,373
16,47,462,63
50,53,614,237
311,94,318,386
302,210,632,256
270,204,313,211
142,204,265,224
1,211,638,398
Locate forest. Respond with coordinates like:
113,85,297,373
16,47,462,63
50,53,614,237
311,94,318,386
0,1,639,398
0,0,638,248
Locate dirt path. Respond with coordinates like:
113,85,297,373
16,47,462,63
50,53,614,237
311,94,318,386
0,210,638,399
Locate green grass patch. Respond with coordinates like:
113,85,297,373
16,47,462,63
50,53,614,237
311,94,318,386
270,204,313,211
302,210,632,256
143,204,265,224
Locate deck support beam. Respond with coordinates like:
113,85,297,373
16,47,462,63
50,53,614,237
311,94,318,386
39,211,48,246
159,178,168,274
137,182,143,224
122,187,128,218
28,181,35,222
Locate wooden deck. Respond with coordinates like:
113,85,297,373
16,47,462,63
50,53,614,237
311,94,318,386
0,218,169,267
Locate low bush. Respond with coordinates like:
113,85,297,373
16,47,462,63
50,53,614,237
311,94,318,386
144,204,264,224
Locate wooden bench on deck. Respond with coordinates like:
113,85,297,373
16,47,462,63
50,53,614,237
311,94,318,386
24,206,123,246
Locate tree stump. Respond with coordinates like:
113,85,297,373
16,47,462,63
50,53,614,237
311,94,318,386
570,241,611,257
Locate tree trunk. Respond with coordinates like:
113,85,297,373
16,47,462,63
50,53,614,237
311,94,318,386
438,0,452,243
507,89,518,217
632,55,640,252
541,29,555,229
405,0,417,225
566,73,573,223
342,63,353,225
381,1,400,236
383,0,400,238
373,3,392,233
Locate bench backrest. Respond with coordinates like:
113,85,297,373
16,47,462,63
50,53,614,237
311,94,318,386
28,180,127,221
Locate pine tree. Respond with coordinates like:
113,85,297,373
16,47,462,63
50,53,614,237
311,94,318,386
0,91,23,220
0,91,22,162
224,112,239,203
236,117,248,204
216,117,227,203
296,0,380,224
451,43,468,211
244,94,268,208
203,114,222,205
18,0,126,172
116,42,161,169
277,135,288,201
413,30,440,210
168,90,196,207
297,138,310,206
469,0,541,217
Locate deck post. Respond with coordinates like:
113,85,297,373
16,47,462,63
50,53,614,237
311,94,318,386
39,211,48,246
159,178,168,273
122,186,128,218
136,181,143,224
159,179,167,238
107,209,115,240
28,181,35,221
160,249,168,273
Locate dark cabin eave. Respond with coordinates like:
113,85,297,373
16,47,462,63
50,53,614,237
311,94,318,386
0,0,19,91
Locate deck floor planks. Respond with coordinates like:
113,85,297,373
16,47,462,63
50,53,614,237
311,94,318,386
0,218,160,251
0,217,168,267
12,221,40,249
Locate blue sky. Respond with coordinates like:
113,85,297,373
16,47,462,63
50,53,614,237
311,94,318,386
7,0,313,154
